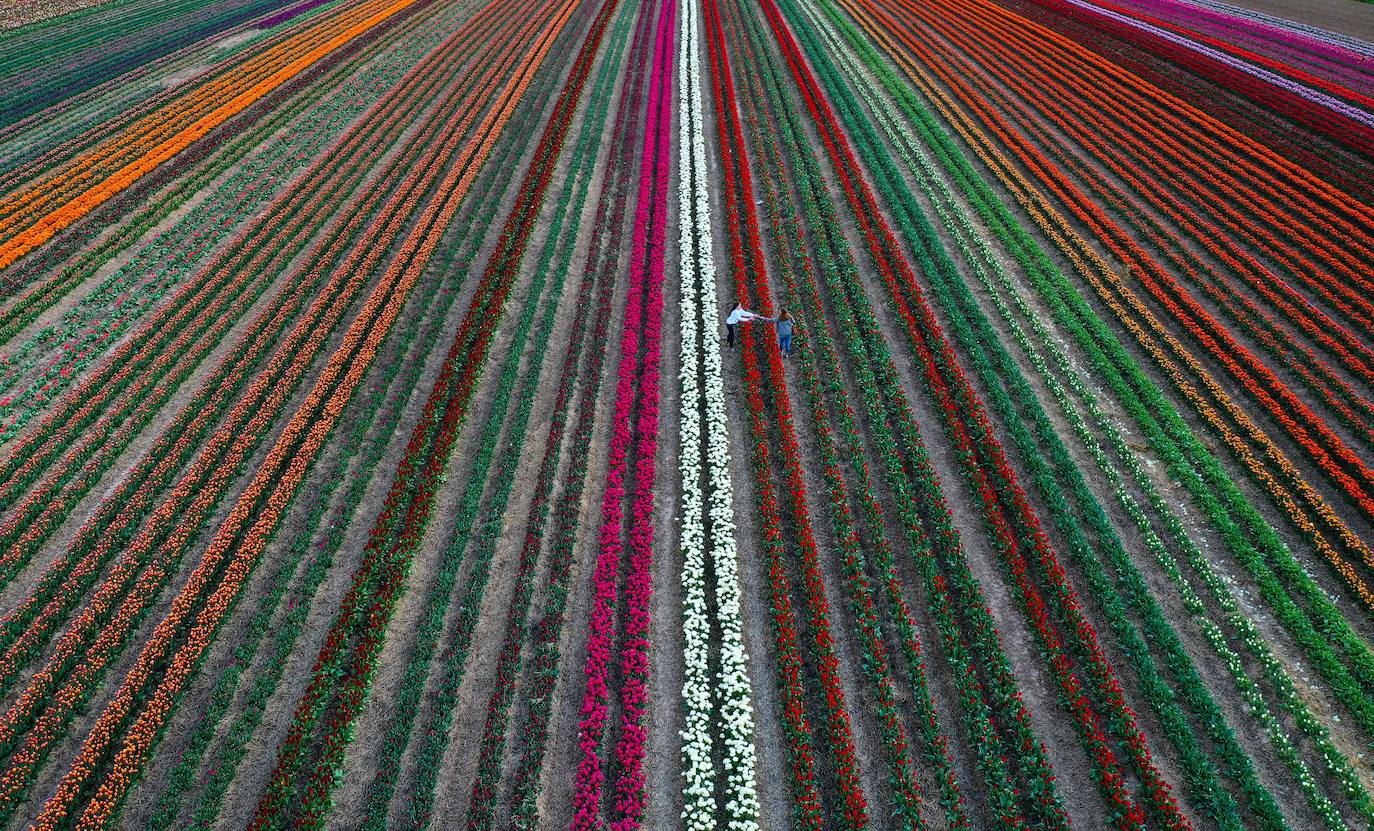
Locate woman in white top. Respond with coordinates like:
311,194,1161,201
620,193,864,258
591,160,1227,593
725,301,765,347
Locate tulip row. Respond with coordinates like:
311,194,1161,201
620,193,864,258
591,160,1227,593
904,0,1374,455
0,0,426,270
1005,2,1374,215
854,0,1374,734
0,7,264,188
719,2,1007,828
12,6,575,825
0,0,535,728
795,5,1299,828
139,30,560,829
675,0,762,825
934,6,1374,389
1141,0,1374,67
1085,0,1374,111
0,0,537,765
721,0,1067,826
831,4,1373,821
0,0,349,191
568,0,672,825
0,0,494,491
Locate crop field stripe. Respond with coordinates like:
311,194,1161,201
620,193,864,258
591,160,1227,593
0,0,362,185
718,0,1026,827
802,4,1357,824
0,0,392,226
0,0,429,319
869,0,1374,533
341,2,629,826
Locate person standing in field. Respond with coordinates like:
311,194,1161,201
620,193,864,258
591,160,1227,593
724,301,763,348
775,308,794,356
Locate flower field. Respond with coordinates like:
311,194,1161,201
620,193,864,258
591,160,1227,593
0,0,1369,826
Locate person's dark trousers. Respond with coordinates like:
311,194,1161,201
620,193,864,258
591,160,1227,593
780,333,791,355
727,323,736,347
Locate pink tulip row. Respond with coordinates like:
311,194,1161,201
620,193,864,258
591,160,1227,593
569,0,673,827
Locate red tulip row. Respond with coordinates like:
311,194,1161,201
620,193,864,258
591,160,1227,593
718,0,1079,826
847,0,1374,742
24,6,578,825
568,1,671,827
702,0,881,825
755,0,1202,827
0,0,535,731
0,0,521,605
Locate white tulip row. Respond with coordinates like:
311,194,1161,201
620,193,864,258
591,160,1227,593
676,0,762,827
